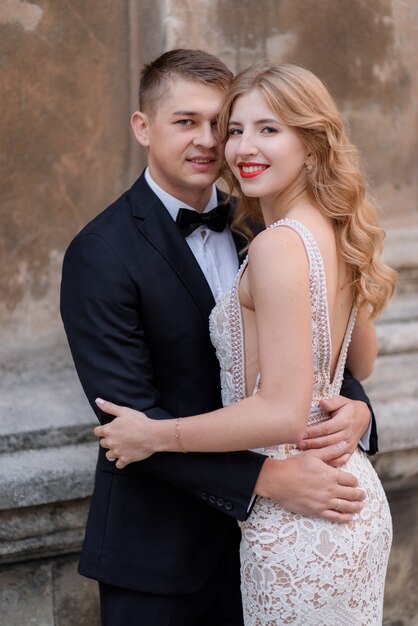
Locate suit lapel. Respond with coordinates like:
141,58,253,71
130,174,216,321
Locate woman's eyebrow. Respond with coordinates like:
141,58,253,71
228,118,280,125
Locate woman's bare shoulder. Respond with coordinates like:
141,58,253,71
248,222,310,270
245,225,311,300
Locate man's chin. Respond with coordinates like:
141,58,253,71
184,171,221,188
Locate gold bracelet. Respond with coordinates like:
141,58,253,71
175,418,187,453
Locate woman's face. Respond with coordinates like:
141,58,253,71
225,88,308,201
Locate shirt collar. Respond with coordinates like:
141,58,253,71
144,167,218,222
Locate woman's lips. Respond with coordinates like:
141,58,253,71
238,162,270,178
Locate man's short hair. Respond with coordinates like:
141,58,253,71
139,49,234,116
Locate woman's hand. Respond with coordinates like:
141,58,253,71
93,399,159,468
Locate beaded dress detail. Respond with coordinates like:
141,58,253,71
209,219,391,626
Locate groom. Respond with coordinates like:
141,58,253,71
61,49,375,626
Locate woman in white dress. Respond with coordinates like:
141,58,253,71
94,64,397,625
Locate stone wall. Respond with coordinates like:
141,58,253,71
0,1,417,624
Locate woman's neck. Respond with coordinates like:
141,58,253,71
260,183,311,227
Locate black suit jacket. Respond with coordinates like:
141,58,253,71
60,172,377,594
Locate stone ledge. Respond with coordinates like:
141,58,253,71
0,338,96,454
0,442,97,510
0,497,89,565
384,227,418,295
365,352,418,408
379,292,418,323
0,528,85,566
376,320,418,355
0,444,415,567
0,393,415,515
375,290,418,355
0,555,100,626
0,423,95,456
373,448,418,492
384,227,418,270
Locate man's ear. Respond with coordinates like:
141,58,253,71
131,111,150,147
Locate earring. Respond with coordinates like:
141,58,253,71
305,162,313,173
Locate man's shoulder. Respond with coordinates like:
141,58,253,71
62,195,130,268
68,174,151,246
76,190,130,239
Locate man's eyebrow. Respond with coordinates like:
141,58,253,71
172,110,200,116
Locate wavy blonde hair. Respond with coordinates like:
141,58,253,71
218,63,396,318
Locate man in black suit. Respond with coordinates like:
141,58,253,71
61,49,375,626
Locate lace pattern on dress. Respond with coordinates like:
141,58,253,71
209,218,391,626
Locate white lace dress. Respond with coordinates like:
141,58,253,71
209,219,392,626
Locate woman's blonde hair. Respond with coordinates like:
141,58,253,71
218,63,397,318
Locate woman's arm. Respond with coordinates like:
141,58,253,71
345,310,378,381
95,227,313,463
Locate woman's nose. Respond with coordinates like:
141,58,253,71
237,133,258,156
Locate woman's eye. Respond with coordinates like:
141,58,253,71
260,126,277,134
228,128,242,136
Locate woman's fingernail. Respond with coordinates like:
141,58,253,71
303,431,309,439
96,398,105,405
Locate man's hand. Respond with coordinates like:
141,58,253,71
298,396,371,467
254,441,365,523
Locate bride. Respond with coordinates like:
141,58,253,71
94,64,396,625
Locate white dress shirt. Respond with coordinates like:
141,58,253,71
145,168,238,302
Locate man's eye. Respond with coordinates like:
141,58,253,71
177,119,193,126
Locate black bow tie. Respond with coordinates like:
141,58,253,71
176,203,231,237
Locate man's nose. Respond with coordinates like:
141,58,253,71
194,123,218,148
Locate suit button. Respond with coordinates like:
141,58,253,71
217,497,224,508
224,501,233,511
201,491,208,501
209,495,216,504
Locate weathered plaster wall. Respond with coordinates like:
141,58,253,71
0,0,133,348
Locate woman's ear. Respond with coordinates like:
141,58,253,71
131,111,150,147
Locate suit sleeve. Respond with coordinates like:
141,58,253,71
60,232,266,521
341,368,378,454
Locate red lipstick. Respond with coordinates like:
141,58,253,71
238,162,270,179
